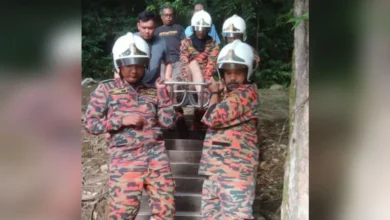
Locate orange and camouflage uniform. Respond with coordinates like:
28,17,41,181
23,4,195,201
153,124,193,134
199,83,261,219
84,78,176,220
179,37,220,82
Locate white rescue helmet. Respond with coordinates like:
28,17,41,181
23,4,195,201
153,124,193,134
222,14,247,41
217,39,254,81
112,32,150,73
191,10,212,33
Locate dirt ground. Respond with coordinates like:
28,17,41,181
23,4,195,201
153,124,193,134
81,84,289,220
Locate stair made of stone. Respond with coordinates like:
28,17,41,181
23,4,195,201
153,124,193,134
135,137,263,219
135,138,204,220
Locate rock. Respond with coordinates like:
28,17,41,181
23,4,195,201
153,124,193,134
280,144,287,149
260,161,267,169
272,158,280,163
100,164,108,172
82,77,98,86
270,84,284,90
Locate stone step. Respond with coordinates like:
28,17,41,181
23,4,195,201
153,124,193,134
165,139,204,151
142,176,263,196
182,114,194,120
167,150,202,163
172,114,201,126
174,176,263,196
174,176,205,194
187,130,207,140
138,192,264,214
171,162,200,177
135,211,201,220
136,211,266,220
162,129,206,140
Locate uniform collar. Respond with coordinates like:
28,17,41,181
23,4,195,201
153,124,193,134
116,78,146,92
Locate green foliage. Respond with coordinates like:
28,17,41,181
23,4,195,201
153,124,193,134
82,0,143,79
256,60,292,88
82,0,294,87
288,12,309,30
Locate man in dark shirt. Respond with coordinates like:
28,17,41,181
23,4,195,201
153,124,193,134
114,11,172,88
155,5,185,81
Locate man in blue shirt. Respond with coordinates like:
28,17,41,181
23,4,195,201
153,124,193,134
184,2,221,45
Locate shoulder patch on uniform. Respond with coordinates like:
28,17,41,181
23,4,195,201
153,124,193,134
229,93,240,100
109,88,128,95
140,88,157,96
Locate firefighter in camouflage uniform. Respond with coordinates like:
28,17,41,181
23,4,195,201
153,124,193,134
180,10,219,107
199,39,261,219
222,14,260,71
84,32,176,220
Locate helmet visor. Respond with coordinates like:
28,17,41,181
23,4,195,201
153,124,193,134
193,26,211,33
218,63,247,70
222,32,243,38
116,57,149,68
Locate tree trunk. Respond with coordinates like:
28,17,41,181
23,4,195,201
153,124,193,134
280,0,309,218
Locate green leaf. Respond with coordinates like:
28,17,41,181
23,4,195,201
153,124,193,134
288,12,309,30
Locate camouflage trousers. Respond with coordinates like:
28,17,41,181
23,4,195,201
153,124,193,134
201,175,256,219
108,163,175,220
